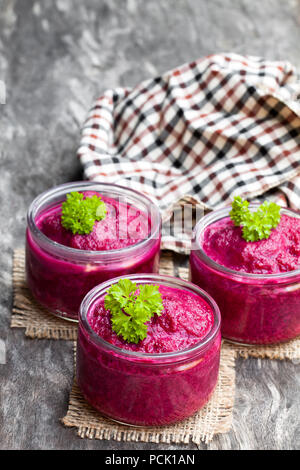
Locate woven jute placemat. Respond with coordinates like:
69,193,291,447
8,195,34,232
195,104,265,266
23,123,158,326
12,249,300,360
62,341,236,445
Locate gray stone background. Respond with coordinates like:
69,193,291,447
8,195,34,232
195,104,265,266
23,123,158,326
0,0,299,450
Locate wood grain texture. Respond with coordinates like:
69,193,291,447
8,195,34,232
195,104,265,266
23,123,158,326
0,0,299,450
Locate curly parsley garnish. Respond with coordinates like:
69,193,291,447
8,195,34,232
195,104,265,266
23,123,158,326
104,279,163,344
230,196,281,242
61,191,107,235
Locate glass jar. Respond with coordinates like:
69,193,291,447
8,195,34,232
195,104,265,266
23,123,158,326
77,274,221,427
26,182,161,321
190,206,300,345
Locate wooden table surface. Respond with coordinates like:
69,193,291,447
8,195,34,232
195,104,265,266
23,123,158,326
0,0,299,450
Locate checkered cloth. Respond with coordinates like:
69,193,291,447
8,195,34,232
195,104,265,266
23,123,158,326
78,53,300,253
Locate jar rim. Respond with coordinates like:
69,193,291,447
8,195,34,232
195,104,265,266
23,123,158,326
27,181,161,262
193,204,300,282
79,274,221,363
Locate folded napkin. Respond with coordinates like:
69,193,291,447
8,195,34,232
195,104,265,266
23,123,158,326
78,53,300,253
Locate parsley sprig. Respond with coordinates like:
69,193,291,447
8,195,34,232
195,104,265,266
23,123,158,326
61,191,107,235
230,196,281,242
104,279,163,344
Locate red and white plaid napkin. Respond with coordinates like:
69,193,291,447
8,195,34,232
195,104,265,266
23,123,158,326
78,53,300,253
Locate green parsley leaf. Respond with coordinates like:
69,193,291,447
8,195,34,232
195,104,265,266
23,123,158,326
230,196,281,242
104,279,163,344
229,196,249,226
61,191,107,235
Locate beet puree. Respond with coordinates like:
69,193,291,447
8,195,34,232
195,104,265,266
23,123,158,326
39,192,150,251
26,188,161,321
88,285,214,353
77,281,221,426
202,215,300,274
190,207,300,345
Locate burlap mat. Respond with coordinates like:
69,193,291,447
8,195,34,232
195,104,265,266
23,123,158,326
62,341,235,445
11,249,300,360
